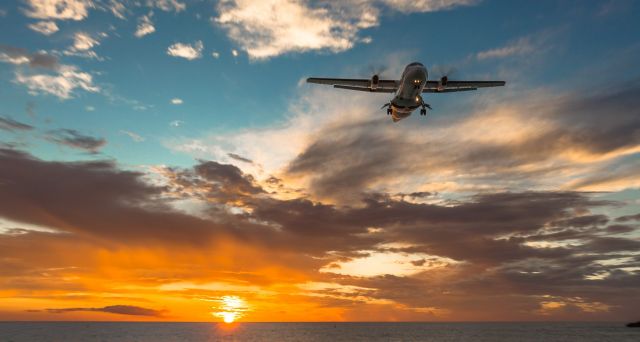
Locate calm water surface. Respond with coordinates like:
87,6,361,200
1,322,638,341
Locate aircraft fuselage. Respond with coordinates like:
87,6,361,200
390,62,428,121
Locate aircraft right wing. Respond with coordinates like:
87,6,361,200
307,78,398,92
423,80,505,93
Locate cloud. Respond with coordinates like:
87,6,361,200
0,148,231,245
616,213,640,223
477,36,536,60
2,147,640,320
119,130,145,142
214,0,376,60
107,0,127,19
15,64,99,99
228,153,253,164
0,46,58,69
44,305,165,317
28,21,59,35
166,41,203,60
135,12,155,37
22,0,91,21
64,32,102,59
0,116,34,132
213,0,475,59
211,51,220,58
278,79,640,201
147,0,185,12
170,98,183,105
169,120,183,127
45,129,106,153
380,0,477,13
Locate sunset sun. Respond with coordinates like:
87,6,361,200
213,296,248,324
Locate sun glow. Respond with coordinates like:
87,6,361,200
213,295,249,323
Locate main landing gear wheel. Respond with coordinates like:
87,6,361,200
420,108,427,116
387,108,392,115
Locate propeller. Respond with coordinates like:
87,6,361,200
431,64,458,89
367,64,388,79
364,64,388,90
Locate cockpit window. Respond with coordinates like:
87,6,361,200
407,62,423,67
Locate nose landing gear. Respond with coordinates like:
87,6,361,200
382,102,392,115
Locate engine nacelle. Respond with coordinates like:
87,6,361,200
437,76,448,91
371,74,379,90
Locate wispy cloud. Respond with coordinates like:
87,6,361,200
170,98,183,105
15,64,99,100
0,116,34,132
64,32,103,59
167,41,203,60
45,129,106,153
120,130,145,142
28,21,59,35
43,305,165,317
476,37,535,60
169,120,184,127
381,0,477,13
147,0,186,12
0,46,58,69
135,12,155,38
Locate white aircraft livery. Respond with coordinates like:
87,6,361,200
307,62,505,122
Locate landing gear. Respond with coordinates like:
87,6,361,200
387,107,392,115
419,102,431,116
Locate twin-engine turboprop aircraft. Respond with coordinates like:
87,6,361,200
307,62,505,122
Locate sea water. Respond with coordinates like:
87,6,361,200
1,322,639,341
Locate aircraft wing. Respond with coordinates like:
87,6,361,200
423,80,505,93
307,77,398,92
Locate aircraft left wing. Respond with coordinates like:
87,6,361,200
307,77,398,92
423,80,505,93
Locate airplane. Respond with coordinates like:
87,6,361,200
307,62,505,122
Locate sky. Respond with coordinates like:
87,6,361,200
1,0,640,322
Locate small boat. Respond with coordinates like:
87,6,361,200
626,321,640,327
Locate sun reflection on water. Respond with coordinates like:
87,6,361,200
212,295,249,323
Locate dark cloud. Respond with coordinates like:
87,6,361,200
227,152,253,164
550,79,640,155
0,116,34,132
550,214,609,228
605,224,636,234
410,259,426,266
45,129,106,153
2,147,640,320
615,213,640,222
42,305,165,317
194,160,263,195
0,148,226,245
0,45,59,69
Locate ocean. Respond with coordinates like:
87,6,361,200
1,322,638,341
